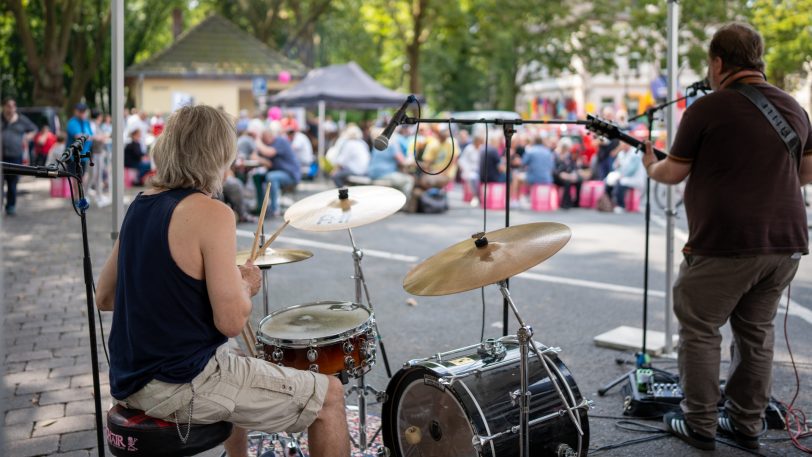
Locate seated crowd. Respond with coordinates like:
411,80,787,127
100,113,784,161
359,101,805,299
319,107,649,214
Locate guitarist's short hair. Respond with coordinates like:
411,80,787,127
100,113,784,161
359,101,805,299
709,22,765,74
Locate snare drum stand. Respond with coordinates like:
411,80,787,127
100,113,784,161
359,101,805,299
496,280,590,457
346,228,392,456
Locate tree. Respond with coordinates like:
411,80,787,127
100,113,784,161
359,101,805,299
4,0,80,107
751,0,812,89
204,0,333,67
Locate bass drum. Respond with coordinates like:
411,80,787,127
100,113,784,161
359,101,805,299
382,338,589,457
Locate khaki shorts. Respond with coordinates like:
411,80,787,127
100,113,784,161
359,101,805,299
123,345,329,433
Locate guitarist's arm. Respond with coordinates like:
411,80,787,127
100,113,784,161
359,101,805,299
642,141,691,185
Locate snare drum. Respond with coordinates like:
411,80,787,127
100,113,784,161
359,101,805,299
257,301,376,377
382,338,589,456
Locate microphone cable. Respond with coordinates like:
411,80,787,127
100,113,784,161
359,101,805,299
410,98,457,176
479,126,490,342
780,285,812,453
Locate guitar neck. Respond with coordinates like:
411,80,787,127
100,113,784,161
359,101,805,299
612,131,667,161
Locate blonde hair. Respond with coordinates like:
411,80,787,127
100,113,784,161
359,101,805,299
150,105,236,195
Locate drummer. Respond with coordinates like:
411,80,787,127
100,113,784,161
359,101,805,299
96,105,350,457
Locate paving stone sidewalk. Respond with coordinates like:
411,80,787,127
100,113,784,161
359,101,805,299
3,179,118,457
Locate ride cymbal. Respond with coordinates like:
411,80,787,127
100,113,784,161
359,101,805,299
284,186,406,232
403,222,571,296
235,248,313,269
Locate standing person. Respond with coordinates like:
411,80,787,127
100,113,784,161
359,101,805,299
32,124,57,166
66,103,94,175
1,97,37,215
644,22,812,451
95,105,350,457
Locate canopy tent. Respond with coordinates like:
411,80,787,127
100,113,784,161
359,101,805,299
271,62,420,172
270,61,416,109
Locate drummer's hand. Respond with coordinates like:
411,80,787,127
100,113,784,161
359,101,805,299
239,260,261,297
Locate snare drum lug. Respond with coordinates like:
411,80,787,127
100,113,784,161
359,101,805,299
309,363,319,372
344,356,356,371
342,341,354,354
307,348,319,362
271,348,284,362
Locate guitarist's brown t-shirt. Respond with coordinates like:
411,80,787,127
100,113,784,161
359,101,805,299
669,77,812,256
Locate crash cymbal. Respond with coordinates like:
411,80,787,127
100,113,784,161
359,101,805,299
403,222,571,296
284,186,406,232
235,248,313,269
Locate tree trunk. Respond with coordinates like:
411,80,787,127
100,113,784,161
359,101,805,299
407,0,428,95
33,65,65,108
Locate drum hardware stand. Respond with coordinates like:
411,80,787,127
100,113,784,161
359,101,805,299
496,279,586,457
346,226,391,456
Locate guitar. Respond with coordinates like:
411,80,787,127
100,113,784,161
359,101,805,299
585,114,667,160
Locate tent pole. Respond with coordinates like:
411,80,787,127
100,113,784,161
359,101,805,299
318,100,326,179
664,0,679,354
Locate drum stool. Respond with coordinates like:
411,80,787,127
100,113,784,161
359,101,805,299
106,404,232,457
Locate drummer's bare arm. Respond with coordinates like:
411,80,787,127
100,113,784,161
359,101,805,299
202,201,256,337
96,240,120,311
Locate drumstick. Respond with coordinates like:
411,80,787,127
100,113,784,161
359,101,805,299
255,220,290,256
249,184,272,261
241,325,256,357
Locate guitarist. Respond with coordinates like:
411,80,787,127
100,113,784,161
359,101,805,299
643,22,812,451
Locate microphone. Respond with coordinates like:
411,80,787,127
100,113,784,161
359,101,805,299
687,79,711,95
374,95,416,151
1,162,76,179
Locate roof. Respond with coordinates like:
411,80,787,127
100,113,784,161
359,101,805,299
270,62,419,109
125,15,307,79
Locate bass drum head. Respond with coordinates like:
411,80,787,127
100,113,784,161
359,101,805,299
388,369,479,457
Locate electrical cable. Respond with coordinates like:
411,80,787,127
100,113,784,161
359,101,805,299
780,285,812,453
478,126,490,341
411,100,456,176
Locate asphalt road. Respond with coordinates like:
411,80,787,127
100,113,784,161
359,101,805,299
234,183,812,457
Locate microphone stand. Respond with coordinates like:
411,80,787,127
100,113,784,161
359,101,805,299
598,87,705,396
4,137,106,455
401,116,587,335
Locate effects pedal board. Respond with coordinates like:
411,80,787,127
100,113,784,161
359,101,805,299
622,369,682,418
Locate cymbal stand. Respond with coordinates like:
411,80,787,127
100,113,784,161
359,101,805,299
497,281,587,457
346,227,391,455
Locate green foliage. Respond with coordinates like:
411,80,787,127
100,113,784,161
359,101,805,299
752,0,812,89
3,0,810,114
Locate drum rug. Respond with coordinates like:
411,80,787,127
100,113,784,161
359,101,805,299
249,406,384,456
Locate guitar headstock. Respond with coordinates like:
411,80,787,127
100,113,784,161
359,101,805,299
585,114,623,141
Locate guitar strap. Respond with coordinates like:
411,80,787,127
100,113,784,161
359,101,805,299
729,82,801,171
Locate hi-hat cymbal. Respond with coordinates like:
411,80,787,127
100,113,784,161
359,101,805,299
403,222,571,296
235,248,313,269
284,186,406,232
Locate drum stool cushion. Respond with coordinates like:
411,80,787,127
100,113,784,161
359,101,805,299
106,404,232,457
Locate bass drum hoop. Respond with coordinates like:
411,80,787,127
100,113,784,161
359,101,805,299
382,347,589,457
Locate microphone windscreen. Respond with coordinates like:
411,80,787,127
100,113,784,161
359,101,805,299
373,136,389,151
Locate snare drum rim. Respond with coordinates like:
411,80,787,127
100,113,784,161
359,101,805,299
256,301,374,347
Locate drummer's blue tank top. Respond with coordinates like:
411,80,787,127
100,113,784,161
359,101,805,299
109,188,226,400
